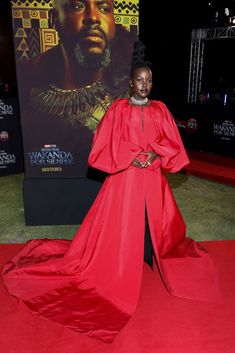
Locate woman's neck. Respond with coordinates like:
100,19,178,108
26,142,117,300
130,96,148,105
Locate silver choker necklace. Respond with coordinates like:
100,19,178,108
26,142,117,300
130,96,148,105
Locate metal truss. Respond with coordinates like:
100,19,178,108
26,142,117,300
187,26,235,102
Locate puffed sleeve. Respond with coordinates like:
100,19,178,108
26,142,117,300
148,101,190,172
88,99,143,174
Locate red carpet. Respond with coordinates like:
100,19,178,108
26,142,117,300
184,150,235,186
1,241,235,353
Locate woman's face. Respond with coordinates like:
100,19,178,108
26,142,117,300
130,67,152,100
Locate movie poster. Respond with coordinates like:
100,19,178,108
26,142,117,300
0,97,24,176
11,0,139,178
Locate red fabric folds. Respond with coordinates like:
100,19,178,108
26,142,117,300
1,99,221,343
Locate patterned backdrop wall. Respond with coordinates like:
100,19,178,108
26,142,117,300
11,0,139,62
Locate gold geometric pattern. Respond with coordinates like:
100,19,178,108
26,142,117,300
16,38,29,52
20,51,30,60
15,28,27,38
22,19,31,28
12,9,21,17
12,9,47,20
40,28,58,53
12,0,52,9
114,0,139,31
40,19,49,28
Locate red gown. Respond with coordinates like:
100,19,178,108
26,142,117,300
1,98,221,343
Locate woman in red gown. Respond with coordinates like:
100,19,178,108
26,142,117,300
1,53,221,343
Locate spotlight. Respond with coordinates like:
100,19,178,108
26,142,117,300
207,0,235,26
230,16,235,26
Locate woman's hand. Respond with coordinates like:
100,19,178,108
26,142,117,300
132,151,159,168
142,151,159,167
132,158,145,168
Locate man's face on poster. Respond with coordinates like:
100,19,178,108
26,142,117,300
53,0,116,59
